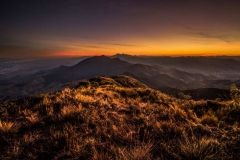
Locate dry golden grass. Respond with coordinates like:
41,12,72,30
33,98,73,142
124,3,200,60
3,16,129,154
0,120,14,132
0,75,239,159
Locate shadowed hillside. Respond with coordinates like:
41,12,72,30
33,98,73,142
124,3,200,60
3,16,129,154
1,75,240,159
173,88,231,100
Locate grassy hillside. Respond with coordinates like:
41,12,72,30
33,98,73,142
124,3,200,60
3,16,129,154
0,75,239,159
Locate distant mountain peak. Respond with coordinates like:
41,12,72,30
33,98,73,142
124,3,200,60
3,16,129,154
73,55,131,68
114,53,133,58
84,55,110,60
74,55,112,65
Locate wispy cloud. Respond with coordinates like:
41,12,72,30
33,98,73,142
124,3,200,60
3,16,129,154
73,45,103,49
61,35,99,40
194,32,240,43
98,42,142,47
0,45,60,58
72,44,114,50
182,27,240,43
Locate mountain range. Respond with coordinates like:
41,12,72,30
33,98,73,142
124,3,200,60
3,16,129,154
0,55,239,101
113,54,240,80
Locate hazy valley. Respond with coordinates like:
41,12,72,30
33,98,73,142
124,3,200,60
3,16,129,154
1,55,240,101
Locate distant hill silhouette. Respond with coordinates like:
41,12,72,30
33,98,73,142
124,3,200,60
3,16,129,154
113,54,240,80
43,56,131,84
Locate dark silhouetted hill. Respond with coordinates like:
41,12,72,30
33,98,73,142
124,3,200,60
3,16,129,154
173,88,230,100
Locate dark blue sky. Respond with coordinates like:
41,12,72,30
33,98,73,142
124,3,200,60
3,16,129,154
1,0,240,57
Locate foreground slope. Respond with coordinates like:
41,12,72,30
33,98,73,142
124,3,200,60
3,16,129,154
0,76,240,159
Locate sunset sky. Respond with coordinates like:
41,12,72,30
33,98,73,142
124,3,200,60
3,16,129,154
1,0,240,58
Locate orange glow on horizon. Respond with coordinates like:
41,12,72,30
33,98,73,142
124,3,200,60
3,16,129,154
48,49,240,58
46,40,240,57
3,38,240,58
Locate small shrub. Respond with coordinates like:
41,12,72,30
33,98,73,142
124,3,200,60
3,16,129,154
178,92,192,100
0,120,15,132
201,115,218,127
178,136,223,160
118,143,153,160
230,84,240,102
